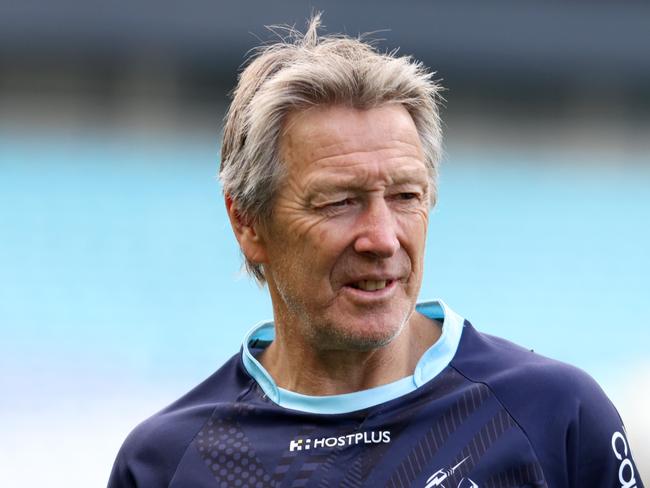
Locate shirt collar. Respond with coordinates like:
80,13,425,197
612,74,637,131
241,299,465,414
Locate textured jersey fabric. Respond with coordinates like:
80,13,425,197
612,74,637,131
108,301,644,488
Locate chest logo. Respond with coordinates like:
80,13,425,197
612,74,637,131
288,430,390,452
424,456,478,488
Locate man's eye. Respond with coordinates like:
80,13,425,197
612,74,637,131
396,192,419,201
314,198,353,213
329,198,352,207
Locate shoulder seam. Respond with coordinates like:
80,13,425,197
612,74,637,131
167,405,219,487
450,363,551,484
237,377,259,403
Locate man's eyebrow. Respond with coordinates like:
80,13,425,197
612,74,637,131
387,172,429,186
304,181,354,201
305,172,429,199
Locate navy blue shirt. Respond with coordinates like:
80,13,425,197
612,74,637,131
108,301,644,487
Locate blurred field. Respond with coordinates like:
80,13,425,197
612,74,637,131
1,104,648,485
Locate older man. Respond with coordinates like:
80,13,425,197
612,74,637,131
109,17,643,488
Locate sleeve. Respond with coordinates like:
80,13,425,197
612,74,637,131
107,449,137,488
450,327,645,487
566,373,644,488
106,430,176,488
105,412,196,488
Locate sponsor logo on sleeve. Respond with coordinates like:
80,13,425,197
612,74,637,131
288,430,390,452
611,429,638,488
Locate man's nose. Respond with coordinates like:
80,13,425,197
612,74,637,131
353,199,400,258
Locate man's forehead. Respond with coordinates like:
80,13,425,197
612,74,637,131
280,104,424,166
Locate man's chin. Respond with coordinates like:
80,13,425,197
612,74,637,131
308,317,406,352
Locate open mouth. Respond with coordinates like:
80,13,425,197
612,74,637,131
348,279,394,292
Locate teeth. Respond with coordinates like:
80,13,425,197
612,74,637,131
356,280,388,291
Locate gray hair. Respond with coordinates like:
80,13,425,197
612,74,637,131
220,14,444,284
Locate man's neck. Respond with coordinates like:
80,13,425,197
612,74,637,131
258,311,441,396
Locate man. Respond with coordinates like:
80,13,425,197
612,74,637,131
109,16,644,488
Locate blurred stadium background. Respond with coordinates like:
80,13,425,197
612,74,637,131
1,1,648,486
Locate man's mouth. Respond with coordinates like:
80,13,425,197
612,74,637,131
349,279,393,291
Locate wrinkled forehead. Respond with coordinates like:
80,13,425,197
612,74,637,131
278,104,425,171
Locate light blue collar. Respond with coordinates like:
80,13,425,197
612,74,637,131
241,299,464,414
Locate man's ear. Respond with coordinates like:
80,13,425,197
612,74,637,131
225,195,269,265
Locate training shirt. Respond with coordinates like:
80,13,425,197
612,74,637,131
108,300,644,487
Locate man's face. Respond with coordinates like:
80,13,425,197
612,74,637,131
257,104,430,351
